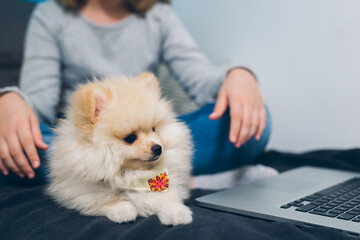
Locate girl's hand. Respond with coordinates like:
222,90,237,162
0,92,48,178
209,68,267,148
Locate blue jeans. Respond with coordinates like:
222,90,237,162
180,103,271,175
6,103,271,185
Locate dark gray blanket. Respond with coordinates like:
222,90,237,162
1,149,360,240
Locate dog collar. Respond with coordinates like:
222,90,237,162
125,165,169,192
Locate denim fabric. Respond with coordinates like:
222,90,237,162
6,103,271,185
179,103,271,175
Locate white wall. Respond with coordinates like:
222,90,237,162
173,0,360,152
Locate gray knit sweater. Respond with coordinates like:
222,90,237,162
2,0,225,124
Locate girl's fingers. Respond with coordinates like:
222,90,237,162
17,124,40,170
30,113,48,150
6,134,34,179
248,109,260,142
209,88,228,120
236,105,252,146
0,140,23,178
256,107,267,140
0,160,7,176
0,140,9,175
229,103,242,146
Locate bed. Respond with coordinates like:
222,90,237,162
1,149,360,239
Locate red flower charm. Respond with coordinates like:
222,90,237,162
148,172,169,192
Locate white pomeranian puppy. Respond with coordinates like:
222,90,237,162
47,72,193,225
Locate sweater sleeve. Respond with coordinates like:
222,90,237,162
158,4,225,106
19,1,63,124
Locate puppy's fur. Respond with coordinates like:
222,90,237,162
47,73,193,225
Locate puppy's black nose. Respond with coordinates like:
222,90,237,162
151,144,162,156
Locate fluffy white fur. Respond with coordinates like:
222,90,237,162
47,73,193,225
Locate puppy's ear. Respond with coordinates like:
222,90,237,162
71,83,112,134
135,72,160,92
92,88,108,122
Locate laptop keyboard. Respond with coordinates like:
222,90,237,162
280,177,360,222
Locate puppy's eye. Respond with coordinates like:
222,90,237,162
124,134,137,144
152,127,156,132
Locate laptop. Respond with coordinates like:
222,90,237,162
196,166,360,237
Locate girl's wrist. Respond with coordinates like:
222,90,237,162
0,91,18,99
226,67,257,82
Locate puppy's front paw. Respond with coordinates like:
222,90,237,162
104,201,138,223
158,204,192,226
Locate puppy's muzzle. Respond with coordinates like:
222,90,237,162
147,144,162,162
151,144,162,156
